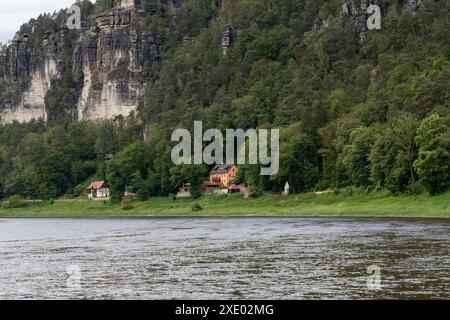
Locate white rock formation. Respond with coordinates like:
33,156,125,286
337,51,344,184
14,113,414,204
1,55,57,123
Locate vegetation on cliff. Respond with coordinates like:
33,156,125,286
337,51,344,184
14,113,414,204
0,0,449,205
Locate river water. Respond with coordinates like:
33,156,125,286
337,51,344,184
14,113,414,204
0,218,448,300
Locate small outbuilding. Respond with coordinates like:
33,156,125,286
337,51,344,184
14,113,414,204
228,184,241,193
86,181,110,200
176,183,191,198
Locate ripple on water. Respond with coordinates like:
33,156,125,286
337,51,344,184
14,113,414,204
0,218,448,299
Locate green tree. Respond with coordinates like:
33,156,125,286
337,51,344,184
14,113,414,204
370,114,419,193
170,165,208,199
273,123,319,193
343,126,380,187
106,161,127,203
236,164,265,197
95,121,119,161
413,114,450,194
0,145,6,199
37,151,72,199
106,141,154,203
4,168,39,198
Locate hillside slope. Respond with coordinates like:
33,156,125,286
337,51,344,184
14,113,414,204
0,0,448,201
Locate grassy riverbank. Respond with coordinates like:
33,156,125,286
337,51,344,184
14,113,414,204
0,189,449,218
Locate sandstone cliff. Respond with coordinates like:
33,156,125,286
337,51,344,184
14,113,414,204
0,0,163,123
74,5,162,120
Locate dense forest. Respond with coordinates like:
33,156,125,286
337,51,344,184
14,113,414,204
0,0,449,202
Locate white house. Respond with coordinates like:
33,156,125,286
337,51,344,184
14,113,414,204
86,181,110,199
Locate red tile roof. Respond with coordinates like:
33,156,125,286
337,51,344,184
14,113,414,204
86,181,108,190
228,184,241,190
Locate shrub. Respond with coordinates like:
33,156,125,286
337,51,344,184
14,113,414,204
407,182,425,195
249,183,262,198
314,179,330,192
191,204,203,212
122,199,134,211
122,204,134,211
5,195,26,208
73,184,87,198
344,187,353,196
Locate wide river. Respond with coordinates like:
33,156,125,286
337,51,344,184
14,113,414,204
0,218,448,299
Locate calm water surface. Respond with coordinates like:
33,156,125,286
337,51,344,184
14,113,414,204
0,218,448,299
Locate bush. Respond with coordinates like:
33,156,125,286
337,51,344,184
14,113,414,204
344,187,353,196
191,203,203,212
190,185,202,199
407,182,425,195
4,195,26,208
73,184,87,198
122,204,134,211
122,199,134,211
314,179,331,192
249,183,262,198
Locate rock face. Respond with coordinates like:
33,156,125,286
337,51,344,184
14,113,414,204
311,18,324,32
0,1,161,123
1,30,63,123
74,7,161,120
404,0,421,16
221,27,235,56
341,0,374,43
168,0,184,13
341,0,421,43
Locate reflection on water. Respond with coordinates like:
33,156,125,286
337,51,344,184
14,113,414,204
0,218,448,299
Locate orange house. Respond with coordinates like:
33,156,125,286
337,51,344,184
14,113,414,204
209,164,238,187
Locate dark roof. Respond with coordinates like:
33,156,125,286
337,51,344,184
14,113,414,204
210,164,235,174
